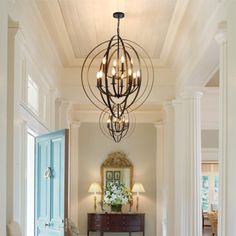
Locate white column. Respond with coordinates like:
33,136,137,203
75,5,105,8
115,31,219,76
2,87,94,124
155,121,165,236
163,103,175,236
172,100,187,236
173,91,203,236
217,2,236,234
69,121,81,227
188,92,202,236
0,0,8,234
215,23,227,236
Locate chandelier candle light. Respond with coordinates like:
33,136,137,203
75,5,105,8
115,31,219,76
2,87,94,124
81,11,154,119
99,107,135,143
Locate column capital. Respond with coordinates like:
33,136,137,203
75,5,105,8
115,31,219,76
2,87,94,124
8,19,19,36
154,121,165,128
172,99,184,107
50,88,60,98
215,21,227,45
70,121,81,129
178,87,204,100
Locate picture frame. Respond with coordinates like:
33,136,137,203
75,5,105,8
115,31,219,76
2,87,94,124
114,171,121,180
106,171,113,180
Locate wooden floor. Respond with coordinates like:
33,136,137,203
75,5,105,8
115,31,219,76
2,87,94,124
203,227,212,236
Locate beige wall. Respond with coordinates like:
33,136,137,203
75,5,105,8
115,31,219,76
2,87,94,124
78,123,156,236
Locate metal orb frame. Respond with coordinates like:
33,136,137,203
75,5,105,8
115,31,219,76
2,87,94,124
99,107,135,143
81,12,154,119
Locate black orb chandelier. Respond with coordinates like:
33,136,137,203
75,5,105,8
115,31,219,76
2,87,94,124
81,11,154,142
99,107,135,143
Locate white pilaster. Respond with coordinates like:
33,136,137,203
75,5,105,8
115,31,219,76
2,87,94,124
0,0,8,234
7,20,19,225
69,121,81,227
55,99,71,129
154,121,165,236
163,103,175,236
173,90,203,236
215,22,227,236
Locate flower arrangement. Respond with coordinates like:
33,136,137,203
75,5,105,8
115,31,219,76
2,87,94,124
104,181,132,207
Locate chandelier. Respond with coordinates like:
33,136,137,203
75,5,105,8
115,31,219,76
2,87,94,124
99,107,135,143
81,12,154,119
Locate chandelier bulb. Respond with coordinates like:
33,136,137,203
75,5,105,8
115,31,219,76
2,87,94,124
112,67,116,76
113,59,117,67
102,57,106,64
133,72,137,79
128,68,132,76
137,70,140,78
97,71,103,79
121,56,125,63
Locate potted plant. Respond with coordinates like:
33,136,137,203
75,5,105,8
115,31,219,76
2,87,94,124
104,181,132,212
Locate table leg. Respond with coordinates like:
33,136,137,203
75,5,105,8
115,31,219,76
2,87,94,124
100,231,103,236
129,232,131,236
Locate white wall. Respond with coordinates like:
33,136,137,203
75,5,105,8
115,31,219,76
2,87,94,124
4,1,64,234
78,123,156,236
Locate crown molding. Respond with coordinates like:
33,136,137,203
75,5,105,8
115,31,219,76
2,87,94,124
172,1,224,94
160,0,190,64
70,103,164,123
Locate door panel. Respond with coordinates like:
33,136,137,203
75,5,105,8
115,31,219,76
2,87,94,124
35,140,51,229
35,130,69,236
51,137,65,230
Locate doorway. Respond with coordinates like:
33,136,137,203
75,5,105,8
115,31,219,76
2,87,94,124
26,129,37,236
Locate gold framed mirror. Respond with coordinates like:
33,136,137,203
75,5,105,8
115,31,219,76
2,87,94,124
101,151,133,198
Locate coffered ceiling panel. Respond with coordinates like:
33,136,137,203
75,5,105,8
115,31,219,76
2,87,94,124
36,0,179,66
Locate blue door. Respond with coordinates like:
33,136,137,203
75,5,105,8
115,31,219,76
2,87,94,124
35,130,69,236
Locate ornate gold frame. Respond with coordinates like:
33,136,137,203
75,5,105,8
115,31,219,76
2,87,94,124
101,151,133,200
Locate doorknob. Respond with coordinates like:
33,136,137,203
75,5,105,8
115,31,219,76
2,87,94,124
45,222,50,227
44,167,52,179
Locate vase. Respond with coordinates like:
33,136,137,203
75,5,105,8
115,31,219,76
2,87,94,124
111,204,122,212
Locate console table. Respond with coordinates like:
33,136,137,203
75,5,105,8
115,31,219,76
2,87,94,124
87,213,145,236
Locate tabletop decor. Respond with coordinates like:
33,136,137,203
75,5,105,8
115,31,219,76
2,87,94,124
104,181,132,212
132,183,145,212
88,183,102,212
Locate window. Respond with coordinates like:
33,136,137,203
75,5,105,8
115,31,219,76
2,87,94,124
27,75,39,114
201,163,219,212
202,176,209,212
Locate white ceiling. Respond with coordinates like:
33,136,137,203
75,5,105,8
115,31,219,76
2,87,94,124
36,0,181,67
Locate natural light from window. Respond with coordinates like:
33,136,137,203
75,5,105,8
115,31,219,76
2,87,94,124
201,163,219,212
27,76,39,114
27,130,36,236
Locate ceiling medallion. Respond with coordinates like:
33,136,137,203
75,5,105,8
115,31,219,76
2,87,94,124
81,11,154,142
